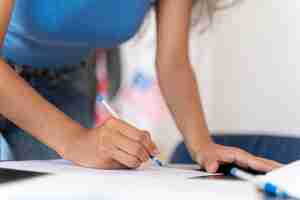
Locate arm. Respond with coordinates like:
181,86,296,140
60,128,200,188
0,0,86,155
0,0,157,169
156,0,212,153
155,0,281,172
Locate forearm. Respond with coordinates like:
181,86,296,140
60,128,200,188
156,61,213,152
0,59,86,155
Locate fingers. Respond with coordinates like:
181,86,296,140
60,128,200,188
106,118,159,156
230,148,283,172
259,158,283,169
203,158,219,173
247,156,283,172
111,147,142,169
110,131,150,163
99,118,159,168
97,159,127,170
220,148,249,169
196,145,283,174
141,131,160,155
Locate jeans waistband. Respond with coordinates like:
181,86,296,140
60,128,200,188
5,60,87,80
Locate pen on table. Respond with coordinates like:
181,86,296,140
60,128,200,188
96,95,163,167
230,167,288,198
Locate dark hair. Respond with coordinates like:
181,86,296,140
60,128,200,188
191,0,243,33
134,0,242,41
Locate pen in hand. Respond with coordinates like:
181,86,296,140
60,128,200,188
96,95,163,167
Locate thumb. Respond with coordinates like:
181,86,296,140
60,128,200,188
204,159,219,173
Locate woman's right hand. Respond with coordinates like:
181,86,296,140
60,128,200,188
61,118,159,170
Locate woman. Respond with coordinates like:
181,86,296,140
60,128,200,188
0,0,281,172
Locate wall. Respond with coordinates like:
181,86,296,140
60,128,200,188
210,0,300,136
117,0,300,160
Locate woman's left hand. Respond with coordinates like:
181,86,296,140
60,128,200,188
189,142,283,173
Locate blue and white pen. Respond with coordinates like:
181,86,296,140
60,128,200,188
230,168,288,198
96,95,163,167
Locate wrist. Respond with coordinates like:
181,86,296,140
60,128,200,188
183,129,214,158
52,124,89,158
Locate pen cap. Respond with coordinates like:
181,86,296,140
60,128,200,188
217,164,236,176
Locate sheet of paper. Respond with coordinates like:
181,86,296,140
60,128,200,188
261,160,300,198
0,160,260,200
0,159,216,179
1,173,259,200
0,166,258,200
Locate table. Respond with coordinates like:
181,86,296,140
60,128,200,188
0,162,296,200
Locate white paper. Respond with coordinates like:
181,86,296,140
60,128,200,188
0,169,258,200
0,159,216,179
0,160,260,200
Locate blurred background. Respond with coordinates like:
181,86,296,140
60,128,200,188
95,0,300,161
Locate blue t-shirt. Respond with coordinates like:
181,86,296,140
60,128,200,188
2,0,153,67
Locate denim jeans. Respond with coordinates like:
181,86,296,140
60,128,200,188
0,62,96,161
170,134,300,164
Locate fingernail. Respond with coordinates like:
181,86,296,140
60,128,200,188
208,162,219,173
